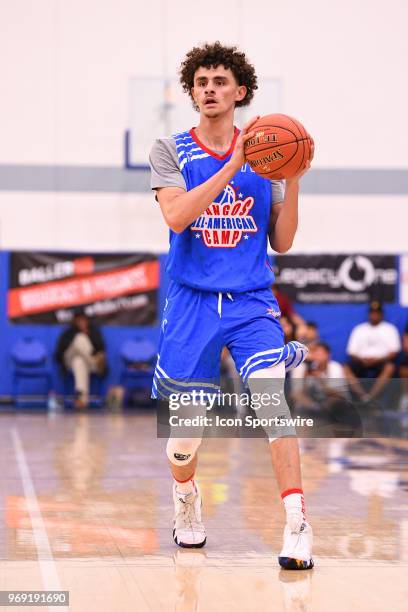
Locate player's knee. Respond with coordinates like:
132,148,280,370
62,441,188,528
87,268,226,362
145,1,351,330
247,363,287,405
249,362,286,381
166,438,202,466
247,364,294,438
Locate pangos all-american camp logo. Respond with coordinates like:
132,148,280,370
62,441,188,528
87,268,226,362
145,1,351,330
191,184,258,247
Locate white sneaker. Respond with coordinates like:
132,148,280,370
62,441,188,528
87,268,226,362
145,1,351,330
173,482,207,548
278,519,314,570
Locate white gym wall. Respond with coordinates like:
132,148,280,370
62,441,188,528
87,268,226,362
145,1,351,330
0,0,407,251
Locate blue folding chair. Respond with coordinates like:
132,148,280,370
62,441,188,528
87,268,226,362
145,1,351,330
119,338,156,405
11,338,53,407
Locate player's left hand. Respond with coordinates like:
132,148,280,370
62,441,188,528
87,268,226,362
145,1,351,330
287,136,314,183
228,115,260,172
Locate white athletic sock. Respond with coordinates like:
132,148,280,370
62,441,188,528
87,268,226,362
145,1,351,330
282,488,306,530
174,476,196,496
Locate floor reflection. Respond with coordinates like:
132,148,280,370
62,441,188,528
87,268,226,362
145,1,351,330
2,413,408,611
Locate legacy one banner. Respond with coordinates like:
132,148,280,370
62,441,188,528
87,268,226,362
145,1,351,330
8,252,159,325
274,254,397,303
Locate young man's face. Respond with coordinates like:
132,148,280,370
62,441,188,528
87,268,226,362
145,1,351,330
191,65,246,118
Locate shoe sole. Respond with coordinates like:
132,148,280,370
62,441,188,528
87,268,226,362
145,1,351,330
173,529,207,549
278,556,314,570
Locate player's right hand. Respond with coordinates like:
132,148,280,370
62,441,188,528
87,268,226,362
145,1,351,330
228,115,260,171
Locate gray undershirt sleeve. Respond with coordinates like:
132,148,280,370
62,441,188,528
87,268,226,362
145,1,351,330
149,136,285,204
149,138,187,191
271,179,285,204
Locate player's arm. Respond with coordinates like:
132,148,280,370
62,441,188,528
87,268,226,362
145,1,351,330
157,164,239,233
156,117,259,233
268,181,299,253
268,143,314,253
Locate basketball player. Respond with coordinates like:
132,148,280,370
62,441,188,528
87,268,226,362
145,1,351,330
150,42,313,569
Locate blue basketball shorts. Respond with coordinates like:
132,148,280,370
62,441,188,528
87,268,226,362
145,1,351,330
152,281,307,399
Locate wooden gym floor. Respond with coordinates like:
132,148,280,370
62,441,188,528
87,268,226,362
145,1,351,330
0,411,407,611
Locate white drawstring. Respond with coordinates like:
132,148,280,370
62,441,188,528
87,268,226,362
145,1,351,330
217,292,234,317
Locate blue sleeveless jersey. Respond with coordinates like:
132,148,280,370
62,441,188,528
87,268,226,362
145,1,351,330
166,128,276,292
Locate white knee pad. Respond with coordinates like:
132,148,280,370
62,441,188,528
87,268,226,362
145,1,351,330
247,362,295,441
166,437,202,466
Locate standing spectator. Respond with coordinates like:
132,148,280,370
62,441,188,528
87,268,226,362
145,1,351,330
55,309,107,409
344,301,401,404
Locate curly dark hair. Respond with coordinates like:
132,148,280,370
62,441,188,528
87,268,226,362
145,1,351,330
179,41,258,110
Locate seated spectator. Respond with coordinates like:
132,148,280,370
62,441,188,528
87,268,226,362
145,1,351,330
291,342,361,436
55,309,107,409
272,285,304,326
397,326,408,411
292,341,344,382
295,321,319,349
344,301,401,405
